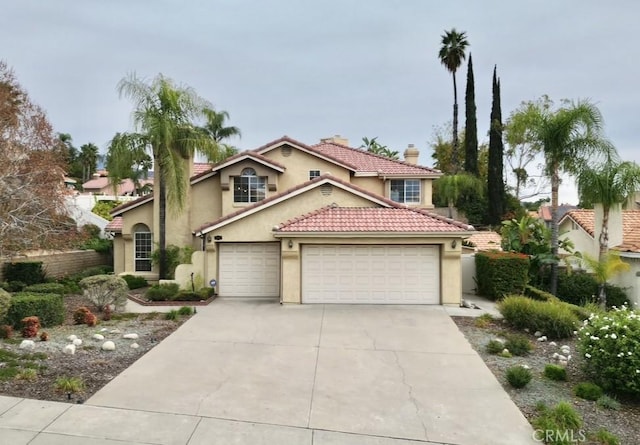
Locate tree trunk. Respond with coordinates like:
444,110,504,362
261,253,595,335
549,165,559,295
598,207,609,261
158,175,168,280
598,283,607,309
452,72,459,174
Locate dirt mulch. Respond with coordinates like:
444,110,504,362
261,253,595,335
0,294,188,403
453,316,640,445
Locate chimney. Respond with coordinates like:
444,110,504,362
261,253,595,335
403,144,419,165
320,134,349,146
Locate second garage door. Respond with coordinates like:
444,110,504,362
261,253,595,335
218,243,280,298
302,245,440,304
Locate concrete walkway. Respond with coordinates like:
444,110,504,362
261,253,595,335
0,301,535,444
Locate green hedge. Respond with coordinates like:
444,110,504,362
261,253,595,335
523,285,558,302
475,252,530,300
23,283,65,295
2,262,46,285
6,292,65,328
121,275,148,290
146,283,180,301
555,271,629,308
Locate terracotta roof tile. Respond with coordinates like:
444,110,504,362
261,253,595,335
193,163,213,175
311,142,440,176
110,194,153,216
105,216,123,233
465,231,502,251
275,205,472,233
564,209,640,253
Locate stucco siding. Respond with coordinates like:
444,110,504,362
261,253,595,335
191,176,222,230
559,220,596,257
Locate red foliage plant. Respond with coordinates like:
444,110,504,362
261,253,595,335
21,316,40,338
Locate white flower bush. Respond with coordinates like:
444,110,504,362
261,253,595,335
578,305,640,395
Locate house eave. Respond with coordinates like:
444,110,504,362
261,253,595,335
272,231,474,239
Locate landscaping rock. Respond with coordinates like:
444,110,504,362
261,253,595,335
123,333,139,340
63,344,76,355
102,341,116,351
537,336,547,342
110,329,121,334
92,334,104,341
534,331,542,337
130,343,139,349
72,338,82,346
19,340,35,350
67,334,78,341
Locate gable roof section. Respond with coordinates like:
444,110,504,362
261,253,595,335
465,231,502,251
193,174,409,236
274,204,473,234
561,209,640,252
110,194,154,216
210,151,286,173
105,216,123,233
311,141,441,177
254,136,357,171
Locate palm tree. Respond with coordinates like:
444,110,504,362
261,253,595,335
106,132,152,195
577,155,640,261
512,98,613,294
360,136,399,160
117,74,222,278
435,173,483,218
78,143,100,182
438,28,469,174
199,108,241,162
580,252,630,309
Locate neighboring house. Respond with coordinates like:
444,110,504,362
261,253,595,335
463,231,502,253
82,175,154,196
106,136,474,305
538,204,577,229
559,207,640,307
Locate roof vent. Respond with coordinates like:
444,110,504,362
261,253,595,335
320,184,333,196
281,145,292,157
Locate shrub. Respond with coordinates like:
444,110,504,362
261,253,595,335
102,305,112,321
0,325,14,339
0,288,11,322
574,382,604,401
21,316,40,338
475,251,529,300
486,339,504,354
498,295,579,339
6,293,65,328
198,287,216,299
174,291,203,301
79,237,112,254
555,271,629,308
532,402,582,445
84,312,98,327
544,364,567,381
165,310,179,320
505,366,532,388
591,428,620,445
53,376,85,394
562,303,592,321
121,275,148,290
73,307,92,325
151,245,193,279
474,313,494,328
15,368,38,381
23,282,65,295
146,283,180,301
504,333,533,356
79,266,113,277
39,331,49,341
523,285,558,302
2,262,46,285
2,281,26,292
603,284,630,309
79,275,128,313
177,306,194,316
578,306,640,395
596,395,621,411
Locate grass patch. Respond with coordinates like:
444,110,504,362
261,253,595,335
506,366,532,388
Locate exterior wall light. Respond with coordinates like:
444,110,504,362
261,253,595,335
288,240,293,248
451,240,457,248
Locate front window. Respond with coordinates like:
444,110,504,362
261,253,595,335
234,168,266,203
309,170,321,180
133,224,152,272
390,179,420,204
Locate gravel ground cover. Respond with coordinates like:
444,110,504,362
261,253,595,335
453,316,640,445
0,294,189,403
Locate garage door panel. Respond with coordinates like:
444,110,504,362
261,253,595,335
302,245,439,304
219,243,280,298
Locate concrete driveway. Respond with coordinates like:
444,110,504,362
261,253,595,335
60,300,532,445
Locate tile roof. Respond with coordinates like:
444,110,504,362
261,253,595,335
110,194,154,216
465,231,503,251
105,216,122,233
539,204,577,222
193,163,213,175
563,209,640,253
274,205,472,233
311,141,440,176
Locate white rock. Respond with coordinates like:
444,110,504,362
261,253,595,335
567,355,572,361
549,341,557,347
123,333,139,340
109,329,121,334
93,334,105,341
552,352,560,359
130,343,139,349
524,328,530,333
557,354,567,361
19,340,35,350
67,334,78,341
102,341,116,351
72,338,82,346
63,344,76,355
520,364,530,369
559,360,568,366
494,338,506,344
537,336,547,342
502,348,510,354
534,331,542,337
100,328,108,332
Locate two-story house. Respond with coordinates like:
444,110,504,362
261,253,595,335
106,136,474,305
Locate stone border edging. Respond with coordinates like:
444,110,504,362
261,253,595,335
127,293,217,306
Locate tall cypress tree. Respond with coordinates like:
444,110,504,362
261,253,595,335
487,65,505,225
463,54,478,176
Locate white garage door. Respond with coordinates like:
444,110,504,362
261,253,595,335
218,243,280,297
302,245,440,304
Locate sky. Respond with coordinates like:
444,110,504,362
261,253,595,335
1,1,638,205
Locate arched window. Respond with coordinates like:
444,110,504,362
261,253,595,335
133,223,152,272
234,167,266,203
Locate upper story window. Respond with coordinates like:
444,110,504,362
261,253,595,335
234,168,266,203
390,179,420,204
309,170,321,180
133,223,152,272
